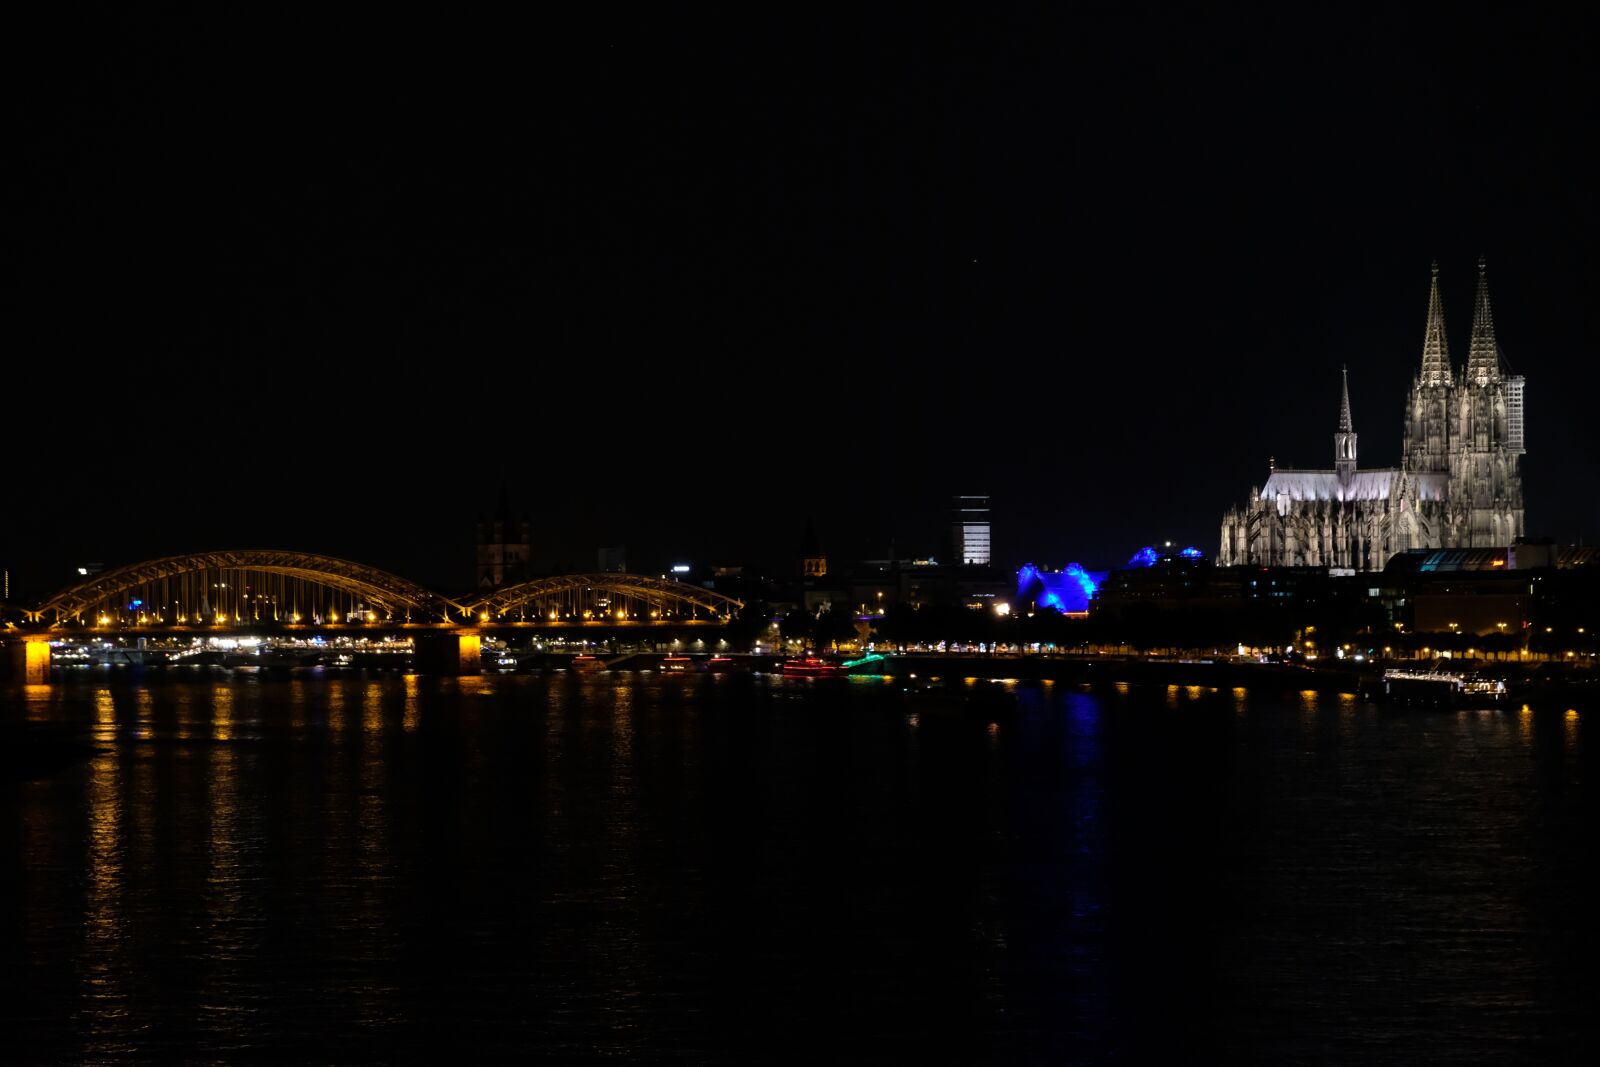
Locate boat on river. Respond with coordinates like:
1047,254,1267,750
1382,667,1508,705
781,655,846,678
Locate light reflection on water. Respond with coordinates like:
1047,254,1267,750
212,684,234,742
2,671,1592,1063
83,735,126,1059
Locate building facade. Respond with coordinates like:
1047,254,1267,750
951,495,992,565
1220,258,1525,571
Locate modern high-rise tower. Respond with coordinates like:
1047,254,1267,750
951,495,992,566
1220,258,1525,571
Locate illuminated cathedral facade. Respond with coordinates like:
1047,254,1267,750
1220,258,1525,572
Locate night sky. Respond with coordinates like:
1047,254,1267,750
7,6,1597,596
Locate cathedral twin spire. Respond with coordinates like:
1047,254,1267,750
1466,255,1501,385
1419,256,1501,387
1345,256,1501,469
1420,261,1451,386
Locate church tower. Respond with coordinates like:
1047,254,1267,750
1403,261,1454,474
476,486,532,589
800,519,827,577
1334,365,1357,483
1449,256,1524,547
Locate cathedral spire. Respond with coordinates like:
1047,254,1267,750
1466,254,1501,385
1334,365,1357,480
1338,364,1353,432
1419,260,1451,386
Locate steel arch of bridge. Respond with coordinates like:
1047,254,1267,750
466,573,743,621
30,550,468,624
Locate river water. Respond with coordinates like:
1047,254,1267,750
2,671,1592,1063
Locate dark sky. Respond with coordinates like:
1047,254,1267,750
7,5,1598,595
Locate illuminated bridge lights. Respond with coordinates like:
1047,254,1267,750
24,555,744,632
463,573,743,625
29,551,460,627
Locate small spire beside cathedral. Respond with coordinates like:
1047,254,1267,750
1338,364,1353,433
1466,254,1501,385
1334,366,1358,481
1419,259,1452,386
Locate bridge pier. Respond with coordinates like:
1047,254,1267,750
414,631,481,676
7,637,53,684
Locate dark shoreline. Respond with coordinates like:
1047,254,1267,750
860,653,1598,708
9,651,1595,709
510,650,1597,708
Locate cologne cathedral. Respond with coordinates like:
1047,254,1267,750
1220,258,1525,572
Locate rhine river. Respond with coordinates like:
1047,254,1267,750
2,670,1592,1063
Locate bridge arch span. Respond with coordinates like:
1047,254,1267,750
31,550,467,625
466,573,743,622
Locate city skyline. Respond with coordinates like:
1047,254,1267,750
6,7,1596,592
6,12,1599,1061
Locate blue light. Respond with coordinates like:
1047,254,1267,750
1180,546,1203,559
1017,563,1043,604
1018,562,1105,614
1064,562,1100,600
129,598,143,609
1129,546,1160,568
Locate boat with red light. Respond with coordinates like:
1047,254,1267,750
781,655,846,678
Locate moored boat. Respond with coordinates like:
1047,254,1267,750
1382,667,1508,706
781,655,846,678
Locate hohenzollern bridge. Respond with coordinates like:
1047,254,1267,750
4,550,745,681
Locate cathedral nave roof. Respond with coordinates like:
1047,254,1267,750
1261,468,1447,504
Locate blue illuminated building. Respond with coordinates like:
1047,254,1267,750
1016,562,1108,615
1128,544,1205,567
1018,545,1210,614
